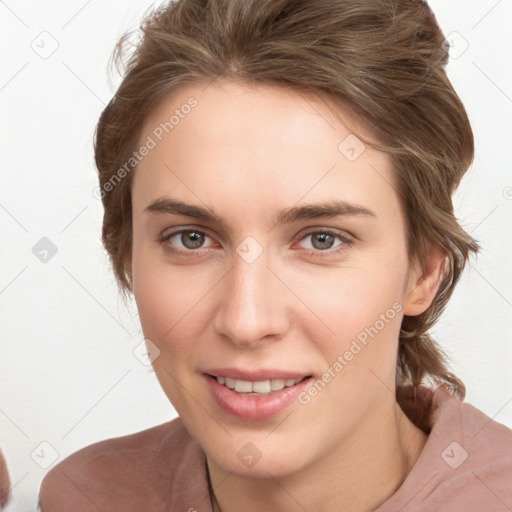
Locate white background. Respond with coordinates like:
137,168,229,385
0,0,511,510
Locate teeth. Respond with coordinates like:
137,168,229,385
252,380,271,393
270,379,285,391
215,376,304,394
235,380,252,393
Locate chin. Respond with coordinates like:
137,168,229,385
203,429,315,479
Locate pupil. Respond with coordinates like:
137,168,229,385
182,231,204,249
313,233,334,250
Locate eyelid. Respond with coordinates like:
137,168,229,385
297,226,353,241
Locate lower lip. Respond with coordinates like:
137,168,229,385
205,374,312,420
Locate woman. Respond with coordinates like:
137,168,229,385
39,0,512,510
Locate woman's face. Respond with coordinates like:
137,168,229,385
130,80,425,477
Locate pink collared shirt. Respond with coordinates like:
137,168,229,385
39,386,512,511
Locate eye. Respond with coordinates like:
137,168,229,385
174,230,206,249
159,228,218,254
297,228,352,255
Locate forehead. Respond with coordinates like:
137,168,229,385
133,79,400,221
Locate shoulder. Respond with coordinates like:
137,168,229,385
39,417,211,512
427,388,512,510
433,385,512,468
379,386,512,512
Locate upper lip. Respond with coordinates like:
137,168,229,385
204,368,311,381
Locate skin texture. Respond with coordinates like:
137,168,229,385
130,79,444,512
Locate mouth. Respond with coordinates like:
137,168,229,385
204,371,314,420
210,375,309,396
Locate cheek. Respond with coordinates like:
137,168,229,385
288,251,408,381
131,253,216,414
132,242,224,368
297,257,406,336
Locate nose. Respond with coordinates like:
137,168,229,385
213,249,291,348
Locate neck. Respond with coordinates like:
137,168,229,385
207,401,427,512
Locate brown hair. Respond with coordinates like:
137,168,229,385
95,0,478,408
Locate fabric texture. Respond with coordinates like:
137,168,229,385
39,385,512,511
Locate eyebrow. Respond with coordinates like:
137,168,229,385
144,198,376,224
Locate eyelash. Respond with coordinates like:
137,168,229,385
157,227,353,259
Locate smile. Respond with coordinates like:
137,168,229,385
214,376,307,396
205,372,313,420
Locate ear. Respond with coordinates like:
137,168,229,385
403,246,446,316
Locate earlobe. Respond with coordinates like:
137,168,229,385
403,247,446,316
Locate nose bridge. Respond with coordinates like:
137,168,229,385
214,249,288,346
